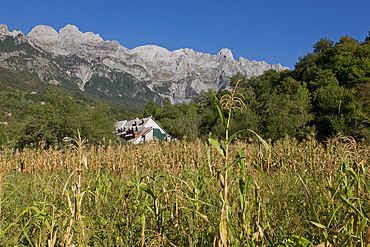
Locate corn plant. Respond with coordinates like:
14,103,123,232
206,80,269,246
0,173,23,241
300,160,370,246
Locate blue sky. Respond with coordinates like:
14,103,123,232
2,0,369,69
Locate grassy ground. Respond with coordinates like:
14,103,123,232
0,135,369,246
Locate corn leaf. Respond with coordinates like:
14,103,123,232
0,222,17,239
328,176,343,206
226,129,247,146
299,174,321,223
139,184,155,199
208,137,226,157
310,221,327,229
211,91,228,130
338,193,364,218
327,205,343,228
206,138,211,161
226,155,245,173
247,129,270,151
346,167,359,183
356,218,368,236
365,226,370,245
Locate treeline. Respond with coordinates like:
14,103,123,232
145,33,370,142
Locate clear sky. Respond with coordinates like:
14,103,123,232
2,0,369,69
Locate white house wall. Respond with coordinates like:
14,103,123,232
145,118,166,134
146,130,153,142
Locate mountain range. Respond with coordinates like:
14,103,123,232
0,23,289,108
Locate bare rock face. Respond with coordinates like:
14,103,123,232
0,24,9,34
1,23,289,105
0,24,23,38
28,25,58,44
28,24,104,55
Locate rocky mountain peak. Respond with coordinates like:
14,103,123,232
58,24,103,44
132,45,171,60
0,24,23,38
217,48,234,62
0,24,8,34
27,24,104,55
28,25,58,44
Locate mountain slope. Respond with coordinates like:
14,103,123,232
0,23,289,107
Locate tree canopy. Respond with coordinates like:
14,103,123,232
11,88,117,149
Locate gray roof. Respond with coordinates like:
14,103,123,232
115,116,169,137
121,117,151,129
114,120,127,129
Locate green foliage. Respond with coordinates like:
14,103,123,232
141,100,158,118
296,35,370,140
15,88,117,149
365,31,370,43
300,159,370,246
0,124,6,146
142,98,202,141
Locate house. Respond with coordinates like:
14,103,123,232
115,116,171,144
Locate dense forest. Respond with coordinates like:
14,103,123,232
0,33,369,148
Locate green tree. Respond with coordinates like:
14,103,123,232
313,37,334,54
365,31,370,43
262,87,311,140
233,69,312,141
229,72,247,87
142,100,158,118
137,32,370,142
162,97,172,108
195,90,218,136
17,88,116,149
156,101,201,141
177,103,201,141
288,33,370,141
79,103,116,145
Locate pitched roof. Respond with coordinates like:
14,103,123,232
122,117,151,129
115,120,127,129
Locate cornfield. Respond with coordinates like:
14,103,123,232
0,135,369,246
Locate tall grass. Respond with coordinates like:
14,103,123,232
0,135,369,246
